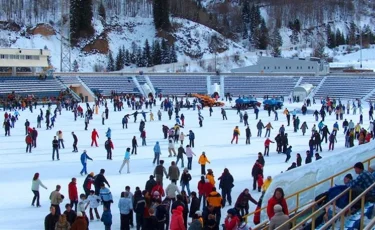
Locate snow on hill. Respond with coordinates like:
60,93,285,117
0,17,251,73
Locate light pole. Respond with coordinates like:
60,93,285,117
360,27,363,68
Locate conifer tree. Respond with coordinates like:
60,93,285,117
98,1,106,21
242,0,250,24
161,40,170,64
115,48,124,71
143,39,152,67
152,41,162,65
169,44,178,63
73,60,79,72
107,51,114,71
326,24,336,49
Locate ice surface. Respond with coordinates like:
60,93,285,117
0,99,373,229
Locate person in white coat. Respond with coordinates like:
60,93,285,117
165,179,180,200
179,132,185,145
119,147,131,174
87,190,101,220
31,172,47,207
168,139,177,157
102,112,106,125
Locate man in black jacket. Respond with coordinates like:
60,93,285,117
218,168,234,206
94,169,110,195
44,206,59,230
145,175,157,194
72,132,78,152
63,204,77,226
52,136,59,161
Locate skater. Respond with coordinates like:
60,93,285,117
31,127,38,148
264,122,273,137
198,152,210,175
68,178,79,212
153,142,161,165
264,138,274,157
72,132,78,152
122,115,128,129
94,169,110,196
251,160,263,191
231,126,240,144
119,147,131,174
168,139,177,157
102,112,106,125
185,145,196,170
25,133,32,153
80,150,93,176
91,129,99,147
131,136,138,155
256,120,264,137
221,108,227,120
57,130,65,149
87,190,101,221
179,132,185,145
245,125,251,144
285,146,292,163
154,160,168,186
188,130,195,148
176,145,185,168
104,138,114,160
218,168,234,206
31,172,47,207
105,127,111,139
328,133,337,151
52,136,59,161
300,122,308,136
141,129,147,146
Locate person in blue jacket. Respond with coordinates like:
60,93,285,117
80,150,93,176
153,142,161,165
100,184,113,210
101,205,112,230
188,130,195,148
105,128,111,139
285,146,292,163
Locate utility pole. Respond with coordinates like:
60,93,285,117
60,1,71,72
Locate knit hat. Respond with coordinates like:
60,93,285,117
354,162,364,170
195,210,202,216
77,212,83,217
274,204,283,212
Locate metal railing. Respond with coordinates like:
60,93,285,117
320,182,375,230
363,216,375,230
243,156,375,224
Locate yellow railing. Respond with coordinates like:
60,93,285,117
320,182,375,230
243,156,375,224
363,216,375,230
287,187,352,229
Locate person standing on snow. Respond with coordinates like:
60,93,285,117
231,126,240,144
104,138,114,160
153,142,161,165
264,138,274,157
31,172,48,207
245,125,251,144
221,108,227,120
256,120,265,137
26,133,33,153
176,145,185,168
91,129,99,147
188,130,195,148
68,178,79,212
72,132,78,152
80,150,93,176
52,136,59,161
186,145,196,170
198,152,210,175
119,147,131,174
264,122,273,137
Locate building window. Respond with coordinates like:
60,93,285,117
297,67,299,69
0,54,8,59
32,56,40,60
26,55,32,60
312,66,314,69
278,67,280,69
286,66,288,70
264,66,266,69
308,66,310,69
20,55,25,60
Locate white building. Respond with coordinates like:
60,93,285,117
0,48,50,75
231,56,330,76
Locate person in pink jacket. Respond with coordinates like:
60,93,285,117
170,206,186,230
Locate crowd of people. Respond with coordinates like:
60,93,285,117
2,91,375,230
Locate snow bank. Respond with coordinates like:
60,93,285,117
261,141,375,221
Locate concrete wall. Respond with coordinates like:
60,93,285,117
71,85,95,102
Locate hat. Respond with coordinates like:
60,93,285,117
149,175,154,179
274,204,283,212
195,210,202,216
344,174,353,180
89,172,94,176
354,162,364,170
77,212,83,217
160,160,164,164
184,168,188,172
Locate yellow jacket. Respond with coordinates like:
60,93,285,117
198,155,210,165
206,191,222,208
283,109,289,115
355,124,361,132
262,178,272,192
206,174,215,186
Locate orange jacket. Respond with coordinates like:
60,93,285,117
207,191,222,208
198,155,210,165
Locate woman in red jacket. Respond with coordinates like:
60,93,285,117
68,178,78,212
267,187,288,219
170,206,186,230
224,208,240,230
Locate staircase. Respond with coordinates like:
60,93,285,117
132,76,146,96
55,77,82,102
77,77,97,101
288,76,304,98
308,76,327,99
144,75,156,96
363,88,375,101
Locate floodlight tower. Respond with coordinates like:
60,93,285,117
60,0,71,72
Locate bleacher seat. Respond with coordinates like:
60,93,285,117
79,76,137,96
148,76,207,95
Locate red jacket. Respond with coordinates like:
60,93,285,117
203,182,213,197
267,197,289,219
68,182,78,201
264,139,274,147
25,135,32,144
141,130,146,138
170,207,186,230
365,133,371,143
257,175,264,187
224,216,240,230
28,127,33,134
91,130,99,140
151,184,165,197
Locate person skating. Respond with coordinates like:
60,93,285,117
221,108,227,120
57,130,65,149
94,169,110,196
264,138,274,157
188,130,195,148
154,160,168,186
321,125,330,143
251,160,263,191
80,150,93,176
231,126,240,144
101,112,106,125
87,190,101,221
122,115,129,129
131,136,138,155
285,145,292,163
206,187,223,225
83,172,95,197
328,133,337,151
258,152,265,166
25,119,30,135
119,147,131,174
31,127,38,148
264,122,273,137
256,120,264,137
105,127,111,139
118,191,133,230
198,152,210,175
300,122,308,136
153,142,161,165
141,129,147,146
168,161,180,184
176,145,185,168
245,125,251,144
68,178,79,212
243,111,249,126
52,136,60,161
91,129,99,147
180,168,192,196
296,153,302,167
50,185,64,216
100,184,113,210
72,132,78,152
186,145,196,170
104,137,114,160
31,172,47,207
26,133,32,153
218,168,234,207
168,139,177,157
